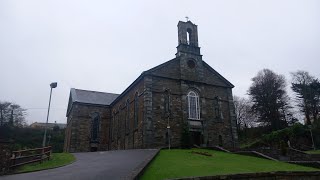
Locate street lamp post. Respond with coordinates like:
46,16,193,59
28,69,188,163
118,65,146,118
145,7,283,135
42,82,57,147
167,116,171,150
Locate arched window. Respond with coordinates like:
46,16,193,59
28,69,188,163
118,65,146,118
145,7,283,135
134,92,138,128
187,28,192,45
91,112,100,142
111,111,116,141
188,91,200,120
118,106,122,139
126,99,130,134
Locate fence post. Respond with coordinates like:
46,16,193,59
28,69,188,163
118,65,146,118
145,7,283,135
49,146,52,160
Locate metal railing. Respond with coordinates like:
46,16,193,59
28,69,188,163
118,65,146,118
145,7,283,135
10,146,52,168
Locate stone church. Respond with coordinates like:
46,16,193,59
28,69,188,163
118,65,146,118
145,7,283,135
64,21,238,152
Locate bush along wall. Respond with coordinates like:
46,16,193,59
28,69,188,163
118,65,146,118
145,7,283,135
0,125,65,152
244,123,317,150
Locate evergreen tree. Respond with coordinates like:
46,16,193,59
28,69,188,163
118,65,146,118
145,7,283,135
248,69,290,131
291,71,320,125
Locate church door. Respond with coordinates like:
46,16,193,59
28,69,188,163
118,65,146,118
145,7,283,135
190,131,202,146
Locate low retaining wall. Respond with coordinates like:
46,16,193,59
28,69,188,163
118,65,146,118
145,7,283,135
288,148,313,161
234,151,278,161
288,161,320,169
206,146,230,153
129,149,160,180
169,171,320,180
245,148,314,161
310,154,320,161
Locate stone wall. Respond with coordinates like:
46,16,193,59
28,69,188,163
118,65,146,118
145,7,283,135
245,147,318,161
151,76,183,148
109,78,145,150
149,71,237,149
0,141,11,175
170,171,320,180
64,104,111,152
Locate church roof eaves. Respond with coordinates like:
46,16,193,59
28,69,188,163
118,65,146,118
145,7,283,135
110,73,145,106
110,57,178,106
202,61,235,88
144,57,179,74
70,88,119,106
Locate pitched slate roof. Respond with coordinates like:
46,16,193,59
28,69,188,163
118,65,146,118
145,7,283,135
70,88,119,106
145,57,234,88
110,57,234,105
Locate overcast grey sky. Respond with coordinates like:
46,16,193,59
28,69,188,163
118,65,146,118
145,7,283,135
0,0,319,124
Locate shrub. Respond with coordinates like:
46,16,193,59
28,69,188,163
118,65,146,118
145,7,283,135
180,124,191,149
244,123,313,150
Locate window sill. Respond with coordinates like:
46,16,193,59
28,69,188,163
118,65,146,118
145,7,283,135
188,119,202,121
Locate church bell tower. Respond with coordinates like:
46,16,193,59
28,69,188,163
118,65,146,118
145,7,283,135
176,20,204,85
176,20,202,60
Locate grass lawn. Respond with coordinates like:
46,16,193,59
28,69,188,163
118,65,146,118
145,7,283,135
16,153,75,173
141,149,319,180
305,150,320,154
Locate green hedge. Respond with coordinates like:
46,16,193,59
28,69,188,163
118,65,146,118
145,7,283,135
0,125,65,152
243,123,319,150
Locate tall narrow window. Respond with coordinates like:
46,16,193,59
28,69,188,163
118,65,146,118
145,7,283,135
91,112,100,142
187,28,192,45
220,100,224,120
188,91,200,120
112,111,116,141
126,99,130,134
134,92,138,128
214,96,223,120
116,112,120,139
164,90,170,117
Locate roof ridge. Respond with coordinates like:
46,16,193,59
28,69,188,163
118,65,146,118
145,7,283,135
74,88,120,95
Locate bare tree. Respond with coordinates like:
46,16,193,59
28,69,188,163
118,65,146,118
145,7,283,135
0,101,27,127
233,96,257,130
0,102,11,126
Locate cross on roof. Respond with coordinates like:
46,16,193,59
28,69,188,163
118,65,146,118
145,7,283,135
185,16,189,22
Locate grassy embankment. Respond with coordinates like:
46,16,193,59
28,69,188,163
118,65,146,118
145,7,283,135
16,153,75,173
141,149,318,180
305,150,320,154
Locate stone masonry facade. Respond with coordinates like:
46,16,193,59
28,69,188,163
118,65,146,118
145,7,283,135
64,104,111,152
64,20,238,152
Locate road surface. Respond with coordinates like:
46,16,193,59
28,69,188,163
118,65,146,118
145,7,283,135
1,149,158,180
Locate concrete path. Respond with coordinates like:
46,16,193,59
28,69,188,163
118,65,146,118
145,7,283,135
1,149,158,180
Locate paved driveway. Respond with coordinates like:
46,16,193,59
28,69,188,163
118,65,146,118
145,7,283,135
1,149,158,180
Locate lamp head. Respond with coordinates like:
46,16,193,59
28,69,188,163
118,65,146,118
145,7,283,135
50,82,57,88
